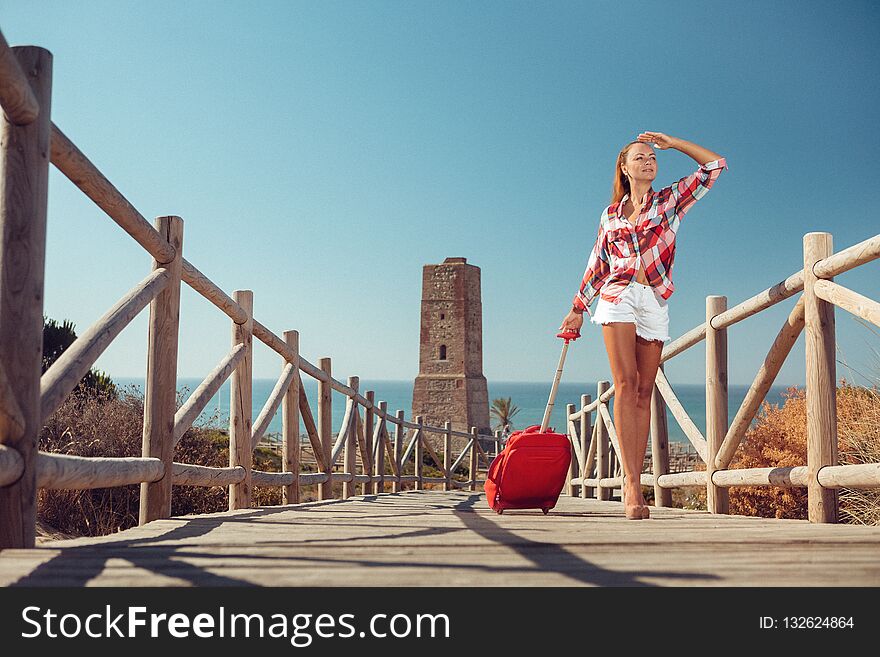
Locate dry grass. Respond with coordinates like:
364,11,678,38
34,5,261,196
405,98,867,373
37,384,293,536
669,380,880,523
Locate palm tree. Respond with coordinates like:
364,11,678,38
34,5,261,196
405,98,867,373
490,397,520,435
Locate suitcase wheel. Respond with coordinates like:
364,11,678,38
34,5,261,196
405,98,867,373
496,509,503,515
542,508,550,515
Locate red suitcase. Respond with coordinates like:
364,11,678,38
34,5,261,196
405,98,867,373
484,329,579,515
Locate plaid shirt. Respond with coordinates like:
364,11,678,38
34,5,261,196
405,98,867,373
573,158,727,318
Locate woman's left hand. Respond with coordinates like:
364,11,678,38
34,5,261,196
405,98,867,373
637,131,677,150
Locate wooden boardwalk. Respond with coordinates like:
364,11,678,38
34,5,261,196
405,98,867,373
2,491,880,587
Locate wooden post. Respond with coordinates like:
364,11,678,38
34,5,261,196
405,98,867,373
706,296,730,514
139,216,183,525
565,403,578,497
804,232,839,523
392,410,404,493
363,390,374,495
469,426,479,491
229,290,253,510
414,416,423,491
0,46,51,549
374,401,387,494
343,377,359,499
282,330,300,504
650,364,672,507
318,358,333,500
580,395,592,499
595,381,611,500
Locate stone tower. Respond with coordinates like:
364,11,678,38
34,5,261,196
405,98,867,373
412,257,490,436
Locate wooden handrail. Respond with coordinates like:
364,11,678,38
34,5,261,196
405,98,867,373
813,233,880,279
331,380,358,467
172,463,245,487
813,279,880,328
449,439,474,473
711,466,808,488
0,444,23,486
714,295,806,470
40,267,170,423
653,368,708,461
37,453,164,490
5,36,880,529
0,29,39,125
173,343,248,446
50,123,177,263
183,259,248,324
710,271,804,331
250,360,297,450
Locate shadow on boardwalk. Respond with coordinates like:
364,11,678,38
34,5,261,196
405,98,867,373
3,492,723,587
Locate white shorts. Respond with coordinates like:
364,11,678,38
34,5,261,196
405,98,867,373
590,282,671,343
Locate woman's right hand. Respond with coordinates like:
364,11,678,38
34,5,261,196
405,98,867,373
559,309,584,334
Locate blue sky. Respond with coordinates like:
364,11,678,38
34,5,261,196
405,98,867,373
4,1,879,387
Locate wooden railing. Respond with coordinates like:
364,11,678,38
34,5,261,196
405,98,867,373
0,35,501,548
563,227,880,523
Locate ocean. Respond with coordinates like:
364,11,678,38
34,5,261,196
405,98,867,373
114,377,798,445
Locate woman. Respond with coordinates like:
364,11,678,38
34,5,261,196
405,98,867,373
559,131,727,520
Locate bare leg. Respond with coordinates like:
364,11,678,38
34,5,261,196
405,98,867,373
634,334,665,504
602,324,665,516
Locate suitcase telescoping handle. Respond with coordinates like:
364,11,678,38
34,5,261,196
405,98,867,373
540,329,581,433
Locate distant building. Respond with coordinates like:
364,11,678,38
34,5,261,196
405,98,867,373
412,257,490,438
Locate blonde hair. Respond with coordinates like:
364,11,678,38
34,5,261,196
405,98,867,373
610,141,641,205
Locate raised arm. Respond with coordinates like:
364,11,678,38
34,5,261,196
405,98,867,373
638,132,723,166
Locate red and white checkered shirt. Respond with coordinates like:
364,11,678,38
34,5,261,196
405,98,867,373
572,158,727,318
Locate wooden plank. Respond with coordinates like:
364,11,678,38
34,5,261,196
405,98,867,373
803,232,839,523
140,216,183,525
0,45,51,549
7,493,880,587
